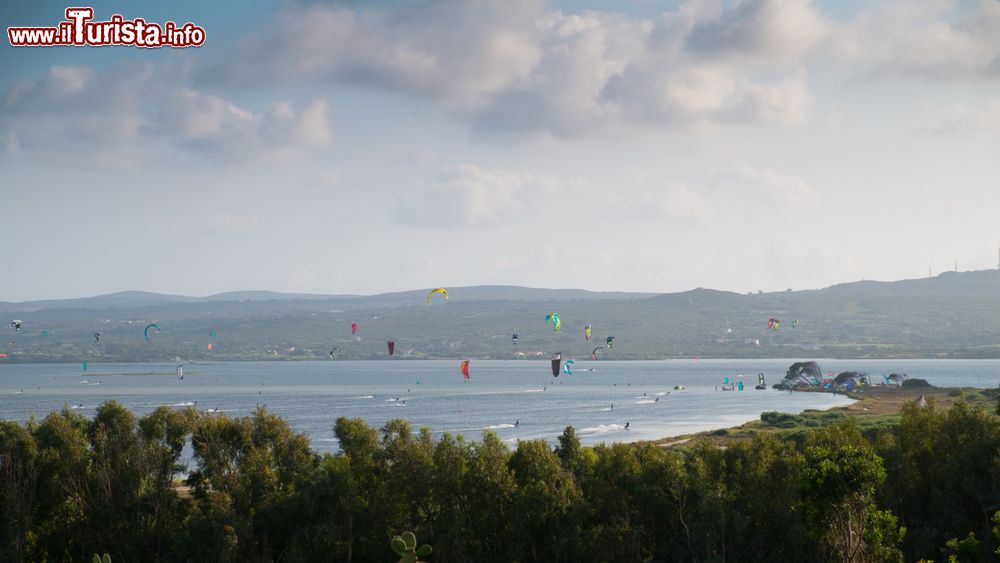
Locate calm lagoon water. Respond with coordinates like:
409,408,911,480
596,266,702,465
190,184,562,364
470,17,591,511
1,359,997,453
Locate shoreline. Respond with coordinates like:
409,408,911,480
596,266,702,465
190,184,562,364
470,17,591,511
649,384,996,448
9,355,1000,364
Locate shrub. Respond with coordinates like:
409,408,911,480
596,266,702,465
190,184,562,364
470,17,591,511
761,412,804,428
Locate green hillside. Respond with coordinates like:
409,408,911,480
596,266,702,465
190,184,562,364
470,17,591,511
3,270,1000,362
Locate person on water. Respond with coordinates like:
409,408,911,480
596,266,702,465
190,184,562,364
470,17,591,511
514,419,520,428
625,421,630,430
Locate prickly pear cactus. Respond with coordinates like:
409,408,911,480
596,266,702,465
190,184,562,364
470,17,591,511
390,531,432,563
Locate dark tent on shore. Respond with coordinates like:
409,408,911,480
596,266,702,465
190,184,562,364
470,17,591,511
888,373,908,384
833,371,865,385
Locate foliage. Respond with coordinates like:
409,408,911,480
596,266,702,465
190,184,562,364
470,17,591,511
801,426,904,562
761,411,806,428
3,399,1000,562
786,361,823,383
942,532,984,563
876,400,1000,561
390,531,431,563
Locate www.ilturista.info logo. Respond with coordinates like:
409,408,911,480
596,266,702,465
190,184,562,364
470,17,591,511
8,7,205,48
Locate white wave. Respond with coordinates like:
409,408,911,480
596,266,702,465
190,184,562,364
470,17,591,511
579,424,625,435
505,431,562,442
79,380,89,384
598,407,612,411
635,399,655,404
656,392,667,396
70,404,86,409
316,438,340,443
355,395,375,399
485,423,515,430
431,427,484,434
523,388,545,393
171,401,196,407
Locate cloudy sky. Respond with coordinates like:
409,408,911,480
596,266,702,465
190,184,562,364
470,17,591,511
2,0,999,301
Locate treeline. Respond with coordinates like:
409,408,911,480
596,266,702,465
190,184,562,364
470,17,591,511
1,400,1000,562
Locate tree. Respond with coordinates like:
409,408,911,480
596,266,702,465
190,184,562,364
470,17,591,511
941,531,985,563
784,361,823,387
0,421,39,563
802,426,904,562
184,406,318,562
711,435,812,563
463,431,515,560
880,401,1000,560
29,407,92,561
428,433,472,559
508,439,583,561
578,442,645,561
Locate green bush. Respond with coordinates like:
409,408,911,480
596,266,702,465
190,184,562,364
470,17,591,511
761,411,804,428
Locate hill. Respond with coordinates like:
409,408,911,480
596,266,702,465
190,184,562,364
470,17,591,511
2,272,999,362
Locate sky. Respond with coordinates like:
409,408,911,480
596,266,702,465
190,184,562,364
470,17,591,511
2,0,999,301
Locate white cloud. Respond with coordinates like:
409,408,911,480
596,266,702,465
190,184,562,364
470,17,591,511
261,98,333,147
836,0,1000,80
0,64,332,166
603,61,814,127
189,0,1000,139
920,98,1000,135
397,161,812,232
709,163,813,203
598,170,711,222
160,88,258,141
0,64,162,168
397,165,560,228
2,65,95,109
684,0,830,64
202,0,826,135
209,1,545,111
158,88,332,158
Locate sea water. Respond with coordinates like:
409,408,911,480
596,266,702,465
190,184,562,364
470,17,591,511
0,359,996,453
